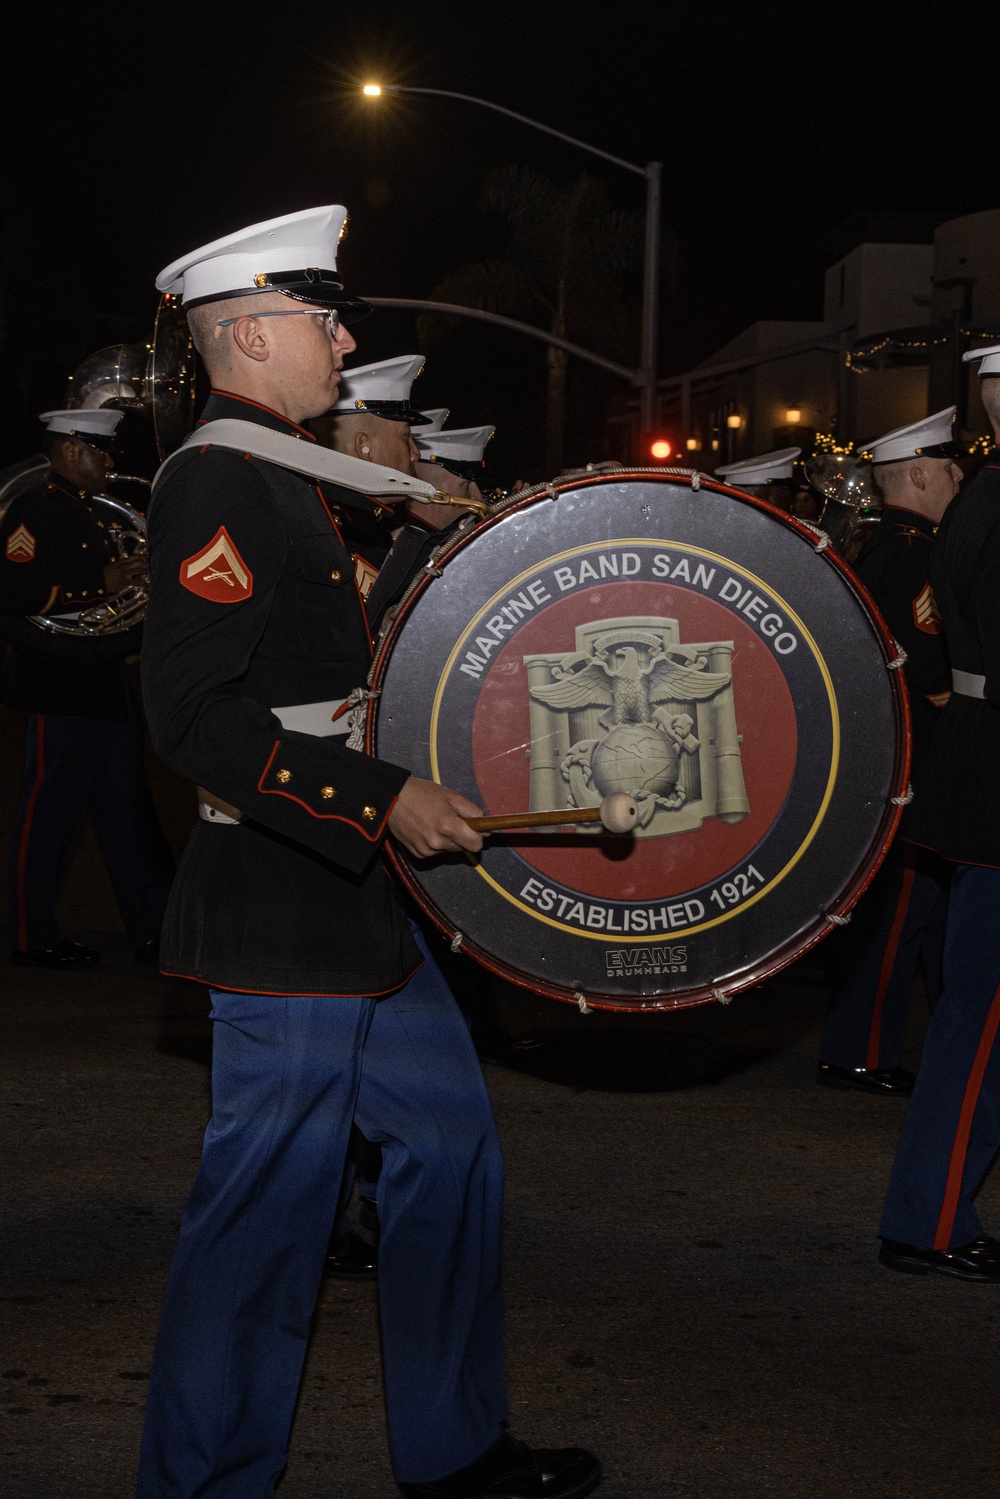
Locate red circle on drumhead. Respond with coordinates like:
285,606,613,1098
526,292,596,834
468,579,798,901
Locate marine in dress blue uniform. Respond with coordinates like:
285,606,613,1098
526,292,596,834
0,407,174,966
310,354,433,604
817,410,961,1095
878,348,1000,1280
136,207,600,1498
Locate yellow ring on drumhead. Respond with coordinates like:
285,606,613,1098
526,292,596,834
426,536,840,942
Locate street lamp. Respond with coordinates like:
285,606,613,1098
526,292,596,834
362,83,662,440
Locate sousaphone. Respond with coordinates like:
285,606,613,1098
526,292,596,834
0,295,196,637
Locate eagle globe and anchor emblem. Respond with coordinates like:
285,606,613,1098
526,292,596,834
523,617,751,835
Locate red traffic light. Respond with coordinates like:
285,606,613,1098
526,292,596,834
650,439,672,460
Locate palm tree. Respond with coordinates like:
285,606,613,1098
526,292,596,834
418,166,660,475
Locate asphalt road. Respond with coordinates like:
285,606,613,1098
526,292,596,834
3,703,1000,1498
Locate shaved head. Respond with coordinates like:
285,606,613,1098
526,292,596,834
981,378,1000,438
186,292,304,379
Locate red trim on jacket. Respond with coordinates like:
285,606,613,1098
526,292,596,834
256,739,398,841
200,390,317,441
157,961,425,999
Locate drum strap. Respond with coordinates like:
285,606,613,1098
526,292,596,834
152,419,440,504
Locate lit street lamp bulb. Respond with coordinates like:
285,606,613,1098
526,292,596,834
726,414,742,430
784,408,802,425
363,84,382,96
650,439,672,460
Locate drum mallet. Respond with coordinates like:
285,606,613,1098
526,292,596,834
466,792,639,835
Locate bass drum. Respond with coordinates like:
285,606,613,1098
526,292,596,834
367,469,910,1013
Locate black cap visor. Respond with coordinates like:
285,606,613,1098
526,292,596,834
420,454,485,480
341,401,430,424
186,266,372,324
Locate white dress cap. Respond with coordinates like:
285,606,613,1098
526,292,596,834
40,407,123,446
332,355,429,422
419,408,450,433
716,446,801,487
415,424,495,470
864,406,957,465
963,344,1000,378
154,205,370,321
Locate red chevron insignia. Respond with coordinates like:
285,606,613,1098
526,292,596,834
180,526,253,603
6,523,36,562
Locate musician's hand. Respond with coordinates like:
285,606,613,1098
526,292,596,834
510,479,531,494
388,777,484,857
103,555,148,594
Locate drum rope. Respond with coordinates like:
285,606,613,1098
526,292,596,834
825,912,852,927
886,644,908,670
450,932,464,953
712,987,732,1005
891,785,914,806
573,991,593,1015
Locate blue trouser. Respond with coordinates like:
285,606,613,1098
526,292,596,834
137,929,507,1497
880,864,1000,1248
8,712,175,951
820,843,950,1070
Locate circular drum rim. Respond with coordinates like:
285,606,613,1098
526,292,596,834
367,468,911,1012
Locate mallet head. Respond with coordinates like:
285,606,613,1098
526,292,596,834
600,793,640,833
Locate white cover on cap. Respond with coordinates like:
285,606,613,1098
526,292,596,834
40,407,123,437
155,206,348,305
332,355,425,412
866,406,955,465
419,408,450,432
415,424,495,464
716,446,800,487
964,344,1000,377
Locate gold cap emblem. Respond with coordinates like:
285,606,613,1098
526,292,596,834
276,768,292,784
254,273,269,288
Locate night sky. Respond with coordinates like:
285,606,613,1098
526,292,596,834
3,0,995,476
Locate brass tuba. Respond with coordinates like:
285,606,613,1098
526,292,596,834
0,295,196,637
804,452,881,563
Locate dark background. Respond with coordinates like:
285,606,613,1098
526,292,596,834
2,0,995,478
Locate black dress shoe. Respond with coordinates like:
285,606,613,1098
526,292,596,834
879,1235,1000,1281
11,940,100,970
323,1230,378,1279
817,1062,915,1096
134,938,161,966
399,1433,601,1498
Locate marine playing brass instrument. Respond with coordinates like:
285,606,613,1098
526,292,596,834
804,452,881,562
0,296,195,639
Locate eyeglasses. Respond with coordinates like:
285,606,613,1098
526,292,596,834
216,308,343,339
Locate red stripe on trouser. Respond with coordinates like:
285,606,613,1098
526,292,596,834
866,866,916,1069
933,982,1000,1250
16,715,47,950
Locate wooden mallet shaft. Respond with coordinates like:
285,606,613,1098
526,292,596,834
466,793,639,835
466,807,603,833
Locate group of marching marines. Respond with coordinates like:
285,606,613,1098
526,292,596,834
4,198,1000,1498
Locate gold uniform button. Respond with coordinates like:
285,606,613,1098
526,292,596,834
362,805,377,821
330,569,342,581
276,768,292,784
320,785,335,799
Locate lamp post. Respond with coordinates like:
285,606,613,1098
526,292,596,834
362,84,662,442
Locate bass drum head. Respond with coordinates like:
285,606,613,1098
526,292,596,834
370,472,909,1012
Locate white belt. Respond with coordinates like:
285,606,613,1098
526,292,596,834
197,698,349,824
951,669,986,699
